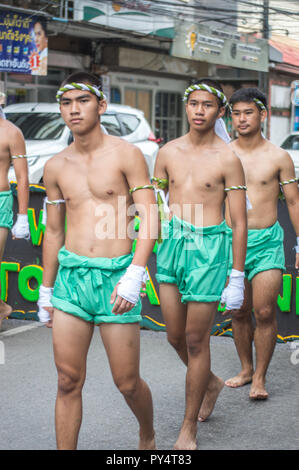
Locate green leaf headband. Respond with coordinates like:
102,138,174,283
56,82,106,103
183,83,228,107
253,98,266,111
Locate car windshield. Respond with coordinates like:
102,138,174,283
5,110,142,140
281,135,299,150
6,112,66,140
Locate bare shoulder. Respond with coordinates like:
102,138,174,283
266,140,292,161
111,135,146,167
157,136,186,161
221,141,241,166
0,118,24,140
44,147,69,178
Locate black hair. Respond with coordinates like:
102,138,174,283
188,78,225,108
60,71,102,91
229,87,267,110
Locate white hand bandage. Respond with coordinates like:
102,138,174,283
295,236,299,253
117,264,146,305
221,269,245,310
37,285,53,323
11,214,30,239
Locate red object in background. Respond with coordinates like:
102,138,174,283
148,131,163,144
29,51,40,72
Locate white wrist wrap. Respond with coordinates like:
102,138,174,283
295,236,299,253
221,269,245,310
37,285,53,322
12,214,30,239
117,264,146,305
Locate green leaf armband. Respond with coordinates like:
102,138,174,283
129,184,155,194
224,185,247,192
151,177,169,190
11,155,27,159
279,178,298,187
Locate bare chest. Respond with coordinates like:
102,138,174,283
167,156,224,193
58,157,127,203
240,157,278,187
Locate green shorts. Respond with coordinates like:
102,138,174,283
51,247,142,325
226,221,286,281
0,190,13,230
156,216,230,303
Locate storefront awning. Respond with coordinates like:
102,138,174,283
269,35,299,68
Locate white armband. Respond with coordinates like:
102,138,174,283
42,197,65,225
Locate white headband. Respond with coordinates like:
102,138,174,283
183,83,228,107
56,82,106,103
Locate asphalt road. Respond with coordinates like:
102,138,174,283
0,318,298,451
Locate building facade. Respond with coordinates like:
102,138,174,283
1,0,299,143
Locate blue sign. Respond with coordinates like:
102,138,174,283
0,11,48,75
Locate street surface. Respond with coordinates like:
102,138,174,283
0,318,298,451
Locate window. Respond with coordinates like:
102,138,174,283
110,87,121,104
101,114,122,136
6,112,65,140
281,135,299,150
118,113,140,135
155,92,182,143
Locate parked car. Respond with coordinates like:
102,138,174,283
280,132,299,178
4,102,159,184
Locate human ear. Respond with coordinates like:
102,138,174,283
98,99,108,116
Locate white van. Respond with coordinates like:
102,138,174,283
5,102,160,184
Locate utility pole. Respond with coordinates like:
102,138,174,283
263,0,269,41
260,0,269,94
259,0,269,135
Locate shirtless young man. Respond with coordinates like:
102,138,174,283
225,87,299,400
153,79,247,450
0,110,29,329
37,71,158,450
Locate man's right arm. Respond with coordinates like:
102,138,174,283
42,158,66,287
38,158,65,326
153,146,169,189
152,147,170,221
221,150,247,313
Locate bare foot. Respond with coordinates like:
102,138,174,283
173,423,197,450
0,302,12,330
139,433,156,450
249,379,268,400
198,375,224,422
225,371,253,388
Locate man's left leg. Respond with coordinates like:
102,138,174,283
100,322,155,450
250,269,282,399
174,301,217,450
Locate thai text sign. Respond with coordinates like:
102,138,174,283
0,11,48,75
172,22,269,72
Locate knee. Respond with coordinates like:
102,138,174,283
57,367,84,396
185,332,208,357
233,307,251,321
254,305,275,325
167,333,186,352
114,374,139,400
